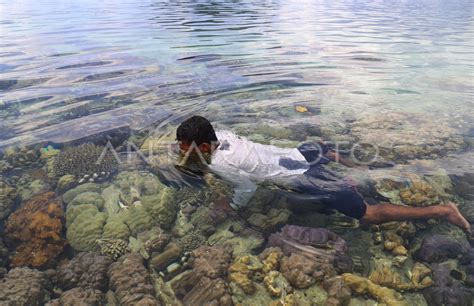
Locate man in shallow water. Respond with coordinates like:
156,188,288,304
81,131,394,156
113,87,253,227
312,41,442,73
176,115,471,232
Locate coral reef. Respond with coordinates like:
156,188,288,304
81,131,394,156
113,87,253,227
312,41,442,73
228,255,263,294
5,192,66,268
2,146,39,168
280,253,335,289
374,171,453,207
350,112,464,161
150,243,182,271
410,262,433,287
97,238,129,260
46,288,105,306
268,225,352,273
57,252,112,291
50,143,118,179
342,273,407,306
108,253,157,305
0,267,52,305
368,264,430,291
322,276,351,306
415,235,467,263
246,208,291,232
66,205,107,251
0,176,16,220
62,183,102,204
176,231,207,252
65,173,177,252
141,187,177,229
128,226,170,260
169,245,233,305
56,174,77,194
263,270,291,297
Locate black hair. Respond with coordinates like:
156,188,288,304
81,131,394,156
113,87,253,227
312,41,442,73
176,115,218,145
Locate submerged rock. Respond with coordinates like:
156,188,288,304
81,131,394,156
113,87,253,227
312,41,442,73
415,235,467,263
423,263,473,306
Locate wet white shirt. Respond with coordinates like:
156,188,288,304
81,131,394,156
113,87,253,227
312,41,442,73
208,130,309,208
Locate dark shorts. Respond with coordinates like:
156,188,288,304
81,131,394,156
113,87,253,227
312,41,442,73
278,142,367,220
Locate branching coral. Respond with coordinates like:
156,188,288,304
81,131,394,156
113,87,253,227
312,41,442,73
5,192,66,268
51,143,118,178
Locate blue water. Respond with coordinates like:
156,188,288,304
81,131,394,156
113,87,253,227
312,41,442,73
1,0,473,148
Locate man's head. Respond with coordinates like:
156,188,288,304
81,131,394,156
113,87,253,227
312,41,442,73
176,115,219,155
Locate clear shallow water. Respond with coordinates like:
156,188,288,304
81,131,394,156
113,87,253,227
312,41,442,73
1,0,473,148
1,1,474,305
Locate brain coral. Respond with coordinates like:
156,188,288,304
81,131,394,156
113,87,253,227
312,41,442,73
5,192,66,268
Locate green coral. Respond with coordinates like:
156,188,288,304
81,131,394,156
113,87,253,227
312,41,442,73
124,206,155,236
68,192,105,210
67,209,107,251
102,214,131,240
0,177,16,220
65,204,98,228
62,183,101,203
141,188,177,229
51,143,118,178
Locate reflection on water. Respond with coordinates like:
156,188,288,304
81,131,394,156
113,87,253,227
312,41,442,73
0,0,473,305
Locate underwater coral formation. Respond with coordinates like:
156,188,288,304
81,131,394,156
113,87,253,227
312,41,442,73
108,253,157,305
350,112,464,161
64,174,178,252
0,267,52,305
5,192,66,268
46,288,105,306
343,273,407,306
0,176,16,220
50,143,118,179
57,252,112,292
268,225,352,273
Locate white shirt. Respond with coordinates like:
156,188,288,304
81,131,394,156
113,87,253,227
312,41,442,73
208,130,309,207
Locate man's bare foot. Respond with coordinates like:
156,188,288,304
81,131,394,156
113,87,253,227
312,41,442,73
444,202,471,233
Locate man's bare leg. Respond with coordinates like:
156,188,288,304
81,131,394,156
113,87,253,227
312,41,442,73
361,202,471,232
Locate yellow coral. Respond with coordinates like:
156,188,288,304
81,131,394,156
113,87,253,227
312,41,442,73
369,266,415,291
262,250,282,273
229,271,255,294
269,293,297,306
263,271,291,297
410,263,432,288
343,273,407,306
